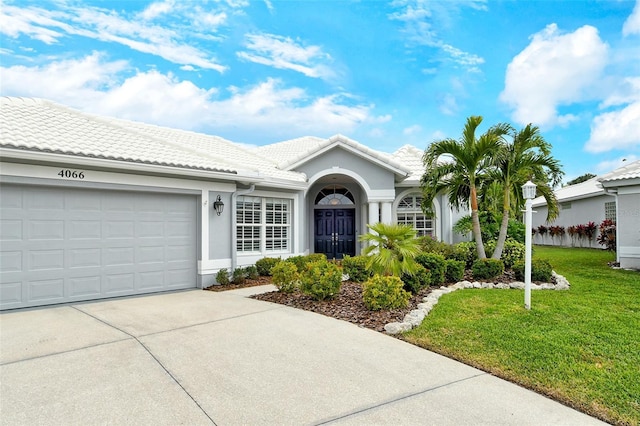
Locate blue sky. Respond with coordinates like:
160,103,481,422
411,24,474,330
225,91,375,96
1,0,639,182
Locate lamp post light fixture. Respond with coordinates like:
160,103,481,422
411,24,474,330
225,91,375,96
522,180,537,310
213,195,225,216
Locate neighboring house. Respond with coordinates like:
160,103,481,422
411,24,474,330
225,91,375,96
598,160,640,269
531,178,614,248
0,97,468,310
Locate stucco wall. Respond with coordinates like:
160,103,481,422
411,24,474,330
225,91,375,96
617,187,640,269
531,194,612,248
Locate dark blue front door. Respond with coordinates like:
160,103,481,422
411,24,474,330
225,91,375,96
314,209,355,259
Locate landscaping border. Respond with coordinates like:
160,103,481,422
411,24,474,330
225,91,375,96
384,271,571,334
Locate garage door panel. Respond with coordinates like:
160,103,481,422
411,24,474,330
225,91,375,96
28,278,65,302
1,219,23,240
29,249,64,271
68,220,101,240
0,282,22,306
0,185,197,310
28,220,64,240
68,275,102,298
68,248,102,269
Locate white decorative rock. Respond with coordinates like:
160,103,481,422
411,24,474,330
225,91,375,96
540,283,555,290
510,281,525,289
530,283,541,290
384,322,412,334
472,281,482,288
495,283,510,289
555,283,570,290
481,282,495,289
404,309,426,326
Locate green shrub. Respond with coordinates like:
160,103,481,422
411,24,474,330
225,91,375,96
245,265,259,280
342,255,371,282
286,254,328,274
401,264,431,294
415,253,446,286
444,259,465,282
306,253,327,264
484,239,525,269
472,258,505,280
419,236,457,258
453,241,478,268
256,257,281,276
231,268,246,284
300,260,342,300
271,261,300,293
513,259,553,282
362,275,411,311
216,268,230,285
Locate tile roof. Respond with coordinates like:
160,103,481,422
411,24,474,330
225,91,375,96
256,134,412,176
390,144,425,182
0,97,240,174
1,97,425,186
598,160,640,183
532,177,605,206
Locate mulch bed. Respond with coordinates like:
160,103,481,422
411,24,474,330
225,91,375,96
205,278,433,332
206,270,530,332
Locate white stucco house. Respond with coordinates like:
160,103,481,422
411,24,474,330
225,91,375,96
531,160,640,269
531,177,614,248
598,160,640,269
0,97,468,310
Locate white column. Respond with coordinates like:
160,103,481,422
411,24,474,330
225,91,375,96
381,201,393,224
368,202,379,229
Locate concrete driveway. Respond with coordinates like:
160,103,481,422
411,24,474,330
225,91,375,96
1,287,604,425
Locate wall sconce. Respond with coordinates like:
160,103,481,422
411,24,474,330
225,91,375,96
213,195,225,216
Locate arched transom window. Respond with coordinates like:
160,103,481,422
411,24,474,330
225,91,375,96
315,185,355,206
397,194,434,237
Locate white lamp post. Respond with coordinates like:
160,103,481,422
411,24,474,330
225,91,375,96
522,180,537,310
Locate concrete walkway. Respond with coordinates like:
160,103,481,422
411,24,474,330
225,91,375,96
0,287,605,425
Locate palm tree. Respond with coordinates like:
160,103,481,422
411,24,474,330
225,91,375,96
421,116,509,259
359,223,420,276
491,124,564,259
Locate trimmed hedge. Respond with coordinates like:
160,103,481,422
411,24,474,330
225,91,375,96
513,259,553,282
444,259,465,282
342,255,371,282
401,264,431,294
472,258,504,280
256,257,281,276
415,252,446,286
362,275,410,311
271,261,300,293
300,260,342,300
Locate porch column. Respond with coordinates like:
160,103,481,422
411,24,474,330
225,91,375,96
380,201,393,224
368,202,379,230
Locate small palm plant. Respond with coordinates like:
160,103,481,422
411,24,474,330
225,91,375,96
359,223,421,277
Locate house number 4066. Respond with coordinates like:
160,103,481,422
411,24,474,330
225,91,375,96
58,169,85,179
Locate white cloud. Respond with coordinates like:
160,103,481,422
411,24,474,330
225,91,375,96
585,77,640,153
438,93,458,115
623,0,640,36
139,1,175,21
429,130,447,141
0,55,369,139
595,155,639,173
403,125,422,135
388,0,485,73
500,24,608,128
237,33,334,79
585,102,640,153
0,3,228,72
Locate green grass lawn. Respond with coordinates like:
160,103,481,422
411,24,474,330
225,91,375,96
403,246,640,425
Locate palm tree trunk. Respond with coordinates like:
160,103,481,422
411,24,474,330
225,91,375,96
470,187,486,258
493,208,510,259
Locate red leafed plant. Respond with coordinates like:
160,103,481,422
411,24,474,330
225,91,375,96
597,219,616,251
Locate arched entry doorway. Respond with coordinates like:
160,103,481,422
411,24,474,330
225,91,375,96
314,185,356,259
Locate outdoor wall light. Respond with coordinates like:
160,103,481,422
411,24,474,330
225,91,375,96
213,195,225,216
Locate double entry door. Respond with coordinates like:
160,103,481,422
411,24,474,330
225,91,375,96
314,209,355,260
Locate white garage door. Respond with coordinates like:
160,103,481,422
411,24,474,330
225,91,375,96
0,184,197,310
